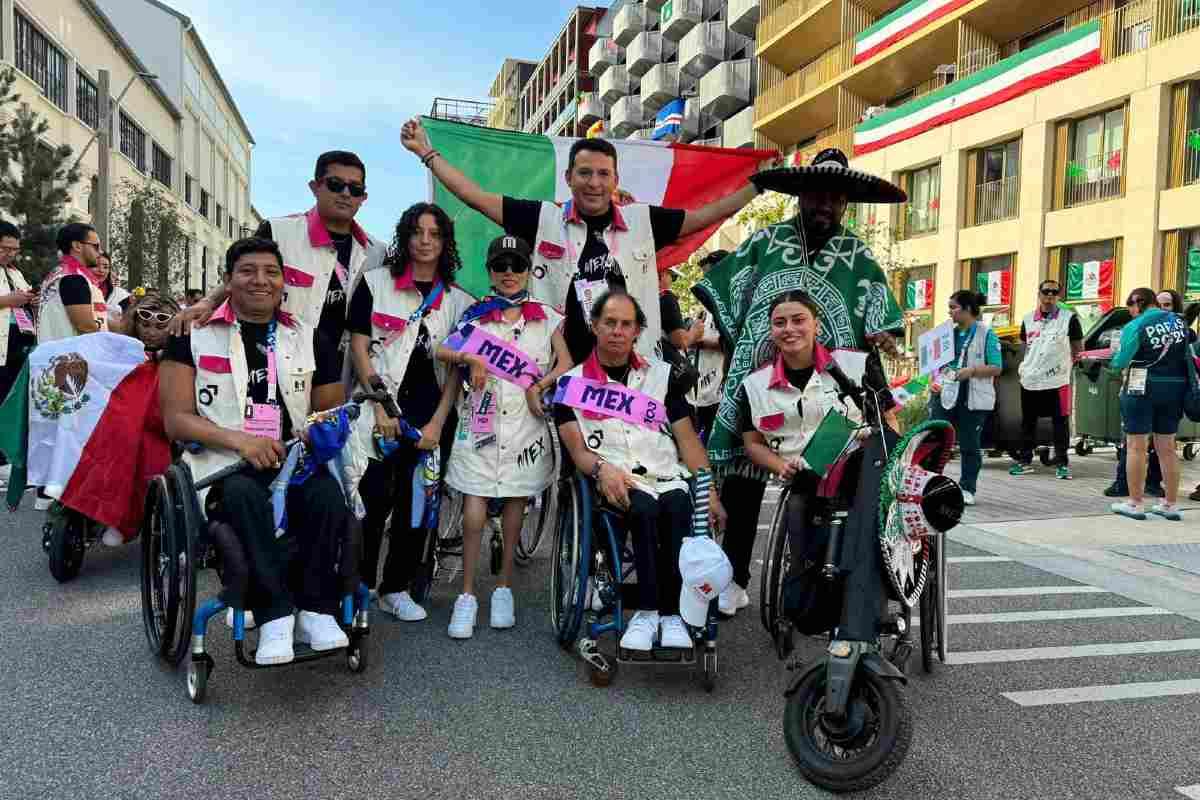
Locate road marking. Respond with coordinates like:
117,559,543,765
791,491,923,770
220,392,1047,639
948,556,1013,563
949,586,1107,598
946,637,1200,664
1003,679,1200,707
1176,786,1200,799
915,606,1170,626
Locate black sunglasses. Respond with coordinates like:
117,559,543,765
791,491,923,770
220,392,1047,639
136,308,173,325
322,176,366,198
489,261,529,274
1040,288,1060,296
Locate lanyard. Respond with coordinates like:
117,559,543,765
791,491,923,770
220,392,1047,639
237,319,278,404
956,323,978,369
408,282,445,326
334,261,349,288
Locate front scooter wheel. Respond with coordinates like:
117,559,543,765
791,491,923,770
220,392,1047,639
784,664,912,793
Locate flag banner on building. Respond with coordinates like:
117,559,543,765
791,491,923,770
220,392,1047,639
906,278,933,310
854,0,973,64
653,98,685,141
1065,259,1114,301
586,119,604,138
13,334,169,534
423,116,776,298
854,22,1102,155
1187,248,1200,295
976,269,1012,306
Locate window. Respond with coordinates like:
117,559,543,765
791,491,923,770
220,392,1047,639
119,112,147,172
1181,228,1200,301
76,70,100,130
1062,240,1118,331
972,139,1020,224
1019,19,1065,51
1184,82,1200,186
15,12,69,110
185,174,194,206
1066,106,1124,206
200,189,210,219
152,144,172,188
899,163,940,238
969,254,1015,328
902,265,936,350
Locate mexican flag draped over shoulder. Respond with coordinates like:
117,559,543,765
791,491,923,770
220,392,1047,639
0,333,169,536
422,116,775,298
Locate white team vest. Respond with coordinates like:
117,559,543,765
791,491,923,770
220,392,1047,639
1018,308,1074,392
940,323,997,411
529,202,662,362
445,303,563,498
563,358,688,496
0,266,31,366
688,323,724,408
106,286,132,319
37,262,109,344
742,362,862,468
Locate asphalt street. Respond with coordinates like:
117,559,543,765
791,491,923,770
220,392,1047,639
2,480,1199,800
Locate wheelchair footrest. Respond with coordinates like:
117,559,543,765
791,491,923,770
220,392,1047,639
239,642,345,669
617,645,697,664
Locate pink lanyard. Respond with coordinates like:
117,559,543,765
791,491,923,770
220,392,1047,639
334,261,349,288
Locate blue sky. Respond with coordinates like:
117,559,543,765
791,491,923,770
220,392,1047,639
166,0,594,243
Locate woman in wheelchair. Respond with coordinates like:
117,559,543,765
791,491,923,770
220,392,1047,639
159,237,352,665
436,235,571,639
554,289,726,653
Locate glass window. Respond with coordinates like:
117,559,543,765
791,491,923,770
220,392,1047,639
971,254,1015,327
15,12,69,110
1063,239,1117,331
76,70,99,130
903,163,940,236
1067,106,1125,206
1183,228,1200,301
152,144,172,188
119,112,147,173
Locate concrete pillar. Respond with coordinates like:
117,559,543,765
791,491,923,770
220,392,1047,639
932,152,962,318
1122,83,1170,294
1013,120,1052,323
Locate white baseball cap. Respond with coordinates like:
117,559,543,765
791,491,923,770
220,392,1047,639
678,536,733,627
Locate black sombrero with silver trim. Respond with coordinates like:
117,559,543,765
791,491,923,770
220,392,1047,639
750,148,907,204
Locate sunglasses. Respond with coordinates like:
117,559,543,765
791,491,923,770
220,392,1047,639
322,176,366,198
136,308,174,325
489,261,529,274
1040,288,1060,296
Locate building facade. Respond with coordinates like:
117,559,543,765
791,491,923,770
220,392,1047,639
519,6,606,136
753,0,1200,349
488,58,537,130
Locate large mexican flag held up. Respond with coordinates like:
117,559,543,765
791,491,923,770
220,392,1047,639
854,21,1102,155
423,116,776,299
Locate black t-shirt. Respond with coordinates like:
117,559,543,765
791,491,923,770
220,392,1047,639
1020,312,1084,343
164,323,341,441
660,290,685,336
738,366,814,435
59,274,93,307
256,219,351,347
348,277,442,428
553,361,692,428
502,197,686,363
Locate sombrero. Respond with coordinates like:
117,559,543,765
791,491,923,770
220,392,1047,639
750,148,908,204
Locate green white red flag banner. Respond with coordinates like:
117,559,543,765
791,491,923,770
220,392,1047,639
854,0,972,64
906,278,933,310
976,270,1012,306
1066,259,1114,301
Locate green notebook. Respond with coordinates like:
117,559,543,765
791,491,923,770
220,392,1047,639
802,408,857,478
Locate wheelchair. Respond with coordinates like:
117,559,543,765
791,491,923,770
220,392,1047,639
41,502,106,583
139,403,373,705
549,467,719,691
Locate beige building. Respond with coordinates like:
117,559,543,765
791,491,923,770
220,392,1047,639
487,58,537,130
752,0,1200,348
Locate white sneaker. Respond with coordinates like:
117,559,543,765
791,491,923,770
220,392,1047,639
34,495,52,511
659,614,692,649
448,593,478,639
962,490,976,506
295,610,349,651
1150,503,1183,521
718,583,749,616
619,610,659,652
255,615,295,665
224,608,257,630
101,527,124,547
490,587,515,629
377,591,427,621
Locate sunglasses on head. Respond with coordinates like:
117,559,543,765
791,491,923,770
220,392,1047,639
322,176,366,198
136,308,173,325
489,260,529,274
1040,287,1060,296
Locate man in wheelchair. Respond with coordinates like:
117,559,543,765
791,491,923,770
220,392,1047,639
159,238,350,665
554,290,727,653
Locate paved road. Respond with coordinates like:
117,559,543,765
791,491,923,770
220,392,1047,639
2,478,1199,799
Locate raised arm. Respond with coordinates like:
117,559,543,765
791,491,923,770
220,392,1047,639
679,183,759,238
401,118,504,226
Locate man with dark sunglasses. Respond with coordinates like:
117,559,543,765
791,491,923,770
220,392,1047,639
172,151,386,371
1012,279,1084,479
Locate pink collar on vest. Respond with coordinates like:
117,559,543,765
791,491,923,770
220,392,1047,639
392,264,447,309
1033,305,1060,322
59,255,99,286
561,199,629,232
582,348,646,382
204,300,296,328
769,343,831,390
305,207,369,249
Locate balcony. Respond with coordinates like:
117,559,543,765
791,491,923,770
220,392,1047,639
641,63,680,114
729,0,761,37
578,92,604,127
661,0,702,42
588,37,624,77
610,95,646,137
699,59,754,120
679,21,725,78
1065,149,1124,207
627,31,673,77
754,41,850,145
793,127,853,164
723,104,756,148
1185,127,1200,186
974,176,1020,225
679,97,704,142
759,0,893,72
599,65,638,105
613,1,649,47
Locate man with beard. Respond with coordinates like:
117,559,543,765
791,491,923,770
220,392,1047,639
38,223,109,343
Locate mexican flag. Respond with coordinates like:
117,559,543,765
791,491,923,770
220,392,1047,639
0,333,170,536
977,270,1012,306
423,116,776,298
854,0,973,64
1187,248,1200,295
890,374,930,406
906,279,933,310
855,22,1102,155
1066,259,1114,301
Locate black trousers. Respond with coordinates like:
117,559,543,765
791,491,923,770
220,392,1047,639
359,446,427,595
693,403,719,443
211,469,347,624
625,488,692,614
1018,386,1070,466
719,474,767,589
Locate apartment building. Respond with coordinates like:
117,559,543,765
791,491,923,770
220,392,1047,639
488,58,537,130
583,0,761,147
519,6,606,136
98,0,254,293
754,0,1200,349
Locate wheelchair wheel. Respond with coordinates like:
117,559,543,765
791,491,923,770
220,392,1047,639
409,525,439,605
919,536,941,674
141,477,181,659
549,478,586,649
489,528,503,575
165,464,201,667
46,505,86,583
516,484,555,564
759,485,792,636
347,637,368,673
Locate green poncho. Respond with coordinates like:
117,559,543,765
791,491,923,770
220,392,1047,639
692,219,903,471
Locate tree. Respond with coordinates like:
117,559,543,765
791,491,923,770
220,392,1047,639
0,68,82,282
108,179,188,293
